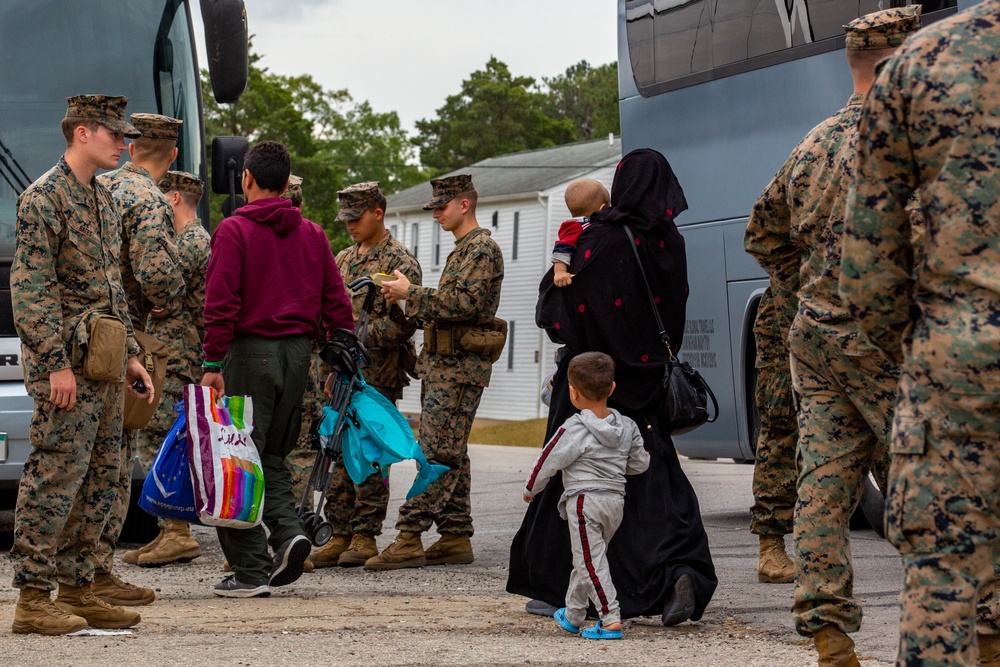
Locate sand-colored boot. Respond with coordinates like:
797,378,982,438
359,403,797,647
363,532,426,570
92,572,155,606
337,533,378,567
12,587,88,635
425,533,474,566
979,633,1000,666
813,625,861,667
758,534,794,583
310,535,351,568
136,519,202,567
123,528,164,565
55,583,140,630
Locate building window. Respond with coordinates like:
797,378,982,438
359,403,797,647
389,224,398,239
491,211,499,228
411,223,419,257
432,222,441,267
512,211,519,261
507,320,515,370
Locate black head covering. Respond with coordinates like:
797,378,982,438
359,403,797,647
592,148,688,232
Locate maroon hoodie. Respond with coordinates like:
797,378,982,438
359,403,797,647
203,196,354,362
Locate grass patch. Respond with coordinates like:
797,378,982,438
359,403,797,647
468,418,547,448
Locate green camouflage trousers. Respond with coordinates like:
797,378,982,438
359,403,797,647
395,381,483,537
11,378,124,590
93,428,137,573
789,330,897,636
889,368,1000,667
750,360,798,537
286,381,397,536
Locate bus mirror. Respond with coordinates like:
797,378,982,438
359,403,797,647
211,136,249,195
200,0,248,104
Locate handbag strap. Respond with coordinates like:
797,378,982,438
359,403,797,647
624,225,677,362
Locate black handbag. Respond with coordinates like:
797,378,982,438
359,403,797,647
625,225,719,435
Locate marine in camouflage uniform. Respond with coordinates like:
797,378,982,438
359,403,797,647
747,282,798,583
366,174,505,570
301,182,422,568
745,7,922,663
840,4,1000,665
9,95,148,634
124,171,210,567
93,114,185,602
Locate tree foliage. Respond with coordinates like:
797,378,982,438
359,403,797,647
201,48,428,251
543,61,620,141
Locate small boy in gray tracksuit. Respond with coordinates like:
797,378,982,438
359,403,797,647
522,351,649,640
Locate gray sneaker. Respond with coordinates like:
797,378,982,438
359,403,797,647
213,575,270,599
269,535,311,587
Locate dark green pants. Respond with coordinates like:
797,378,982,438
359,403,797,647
216,334,312,586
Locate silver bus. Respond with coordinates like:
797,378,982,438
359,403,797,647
0,0,247,537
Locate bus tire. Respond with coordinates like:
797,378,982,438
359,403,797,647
850,473,886,538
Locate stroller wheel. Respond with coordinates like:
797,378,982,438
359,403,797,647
304,513,323,533
297,507,313,521
312,521,333,547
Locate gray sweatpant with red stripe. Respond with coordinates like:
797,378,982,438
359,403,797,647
564,490,625,627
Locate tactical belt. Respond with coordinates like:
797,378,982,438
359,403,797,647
422,324,477,356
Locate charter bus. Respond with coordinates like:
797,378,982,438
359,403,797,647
0,0,247,535
617,0,962,523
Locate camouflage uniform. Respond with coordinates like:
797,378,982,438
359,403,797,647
393,177,504,538
10,150,140,591
95,114,185,575
748,283,798,539
745,6,923,636
840,4,1000,664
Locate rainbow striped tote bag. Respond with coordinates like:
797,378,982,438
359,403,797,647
184,384,264,528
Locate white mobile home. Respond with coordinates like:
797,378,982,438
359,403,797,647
386,136,622,421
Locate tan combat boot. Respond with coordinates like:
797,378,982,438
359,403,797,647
136,519,202,567
979,633,1000,666
758,534,794,583
122,528,164,565
813,625,861,667
310,535,351,569
92,572,155,606
12,587,88,635
337,533,378,567
55,583,141,629
363,532,426,570
425,533,474,566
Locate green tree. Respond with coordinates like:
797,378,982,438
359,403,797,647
414,57,577,172
542,61,620,141
201,48,427,251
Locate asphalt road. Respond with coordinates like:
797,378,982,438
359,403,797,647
0,444,903,666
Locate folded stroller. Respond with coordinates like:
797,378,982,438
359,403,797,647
295,276,447,547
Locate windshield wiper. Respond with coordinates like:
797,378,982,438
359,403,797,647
0,137,30,195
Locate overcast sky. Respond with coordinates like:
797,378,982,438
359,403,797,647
192,0,619,133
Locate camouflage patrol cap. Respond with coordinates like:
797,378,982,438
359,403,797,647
282,174,304,201
130,113,183,140
65,94,141,138
337,181,382,222
422,174,475,210
844,5,922,50
159,170,203,197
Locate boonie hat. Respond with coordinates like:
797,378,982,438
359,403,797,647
65,94,140,138
282,174,304,201
159,171,203,197
844,5,922,50
337,181,382,222
422,174,474,211
130,113,183,141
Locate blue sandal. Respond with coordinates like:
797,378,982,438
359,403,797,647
582,621,623,640
554,607,581,635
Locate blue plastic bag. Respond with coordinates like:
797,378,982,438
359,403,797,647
139,401,202,525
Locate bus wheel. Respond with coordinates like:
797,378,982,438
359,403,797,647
850,472,886,538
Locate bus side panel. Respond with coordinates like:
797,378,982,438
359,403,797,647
673,224,739,459
727,278,770,462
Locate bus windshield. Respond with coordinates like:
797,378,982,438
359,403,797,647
0,0,203,260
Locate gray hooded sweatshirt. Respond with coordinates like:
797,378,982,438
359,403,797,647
524,408,649,518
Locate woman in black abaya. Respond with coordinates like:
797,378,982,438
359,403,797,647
506,148,717,624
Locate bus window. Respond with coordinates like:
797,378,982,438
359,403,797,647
626,0,958,95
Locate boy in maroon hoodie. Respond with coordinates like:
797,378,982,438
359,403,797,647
201,140,354,598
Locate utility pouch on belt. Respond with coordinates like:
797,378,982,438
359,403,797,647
76,312,127,383
459,317,508,364
423,324,458,356
122,329,169,429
